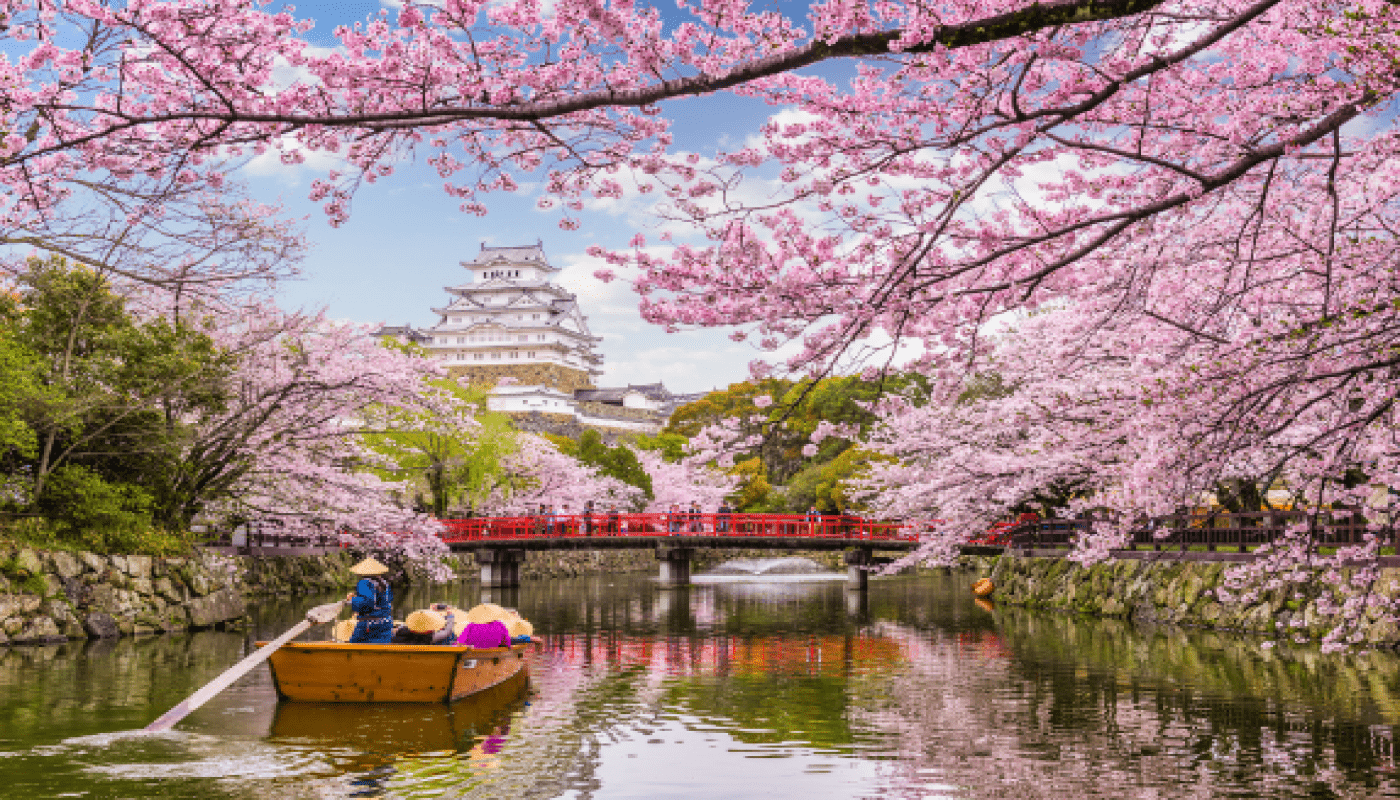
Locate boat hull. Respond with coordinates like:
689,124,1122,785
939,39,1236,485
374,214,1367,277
261,642,530,704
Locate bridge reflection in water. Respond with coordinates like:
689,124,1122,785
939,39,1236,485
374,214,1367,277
440,513,927,590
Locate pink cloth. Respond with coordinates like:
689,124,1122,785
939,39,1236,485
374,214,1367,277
457,620,511,649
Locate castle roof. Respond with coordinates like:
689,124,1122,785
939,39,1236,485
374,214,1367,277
372,324,432,344
463,241,558,272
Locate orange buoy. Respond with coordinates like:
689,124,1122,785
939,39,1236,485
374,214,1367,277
972,578,995,597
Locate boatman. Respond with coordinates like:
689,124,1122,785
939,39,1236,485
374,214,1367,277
345,557,394,644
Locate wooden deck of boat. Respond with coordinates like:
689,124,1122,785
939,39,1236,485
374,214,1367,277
260,641,530,704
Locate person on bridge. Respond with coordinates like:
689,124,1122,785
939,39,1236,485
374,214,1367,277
689,501,703,532
717,501,733,533
667,504,682,534
584,500,596,536
345,558,394,644
607,505,620,535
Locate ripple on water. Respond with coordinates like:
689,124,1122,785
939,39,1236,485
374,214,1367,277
5,575,1400,798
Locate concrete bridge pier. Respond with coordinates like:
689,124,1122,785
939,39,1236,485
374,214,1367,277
478,585,520,608
476,548,525,588
845,548,872,591
845,587,869,618
656,546,694,587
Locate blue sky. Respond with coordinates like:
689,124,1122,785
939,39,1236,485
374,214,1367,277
244,0,810,394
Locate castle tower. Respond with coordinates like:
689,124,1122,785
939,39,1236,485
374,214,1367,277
424,242,603,392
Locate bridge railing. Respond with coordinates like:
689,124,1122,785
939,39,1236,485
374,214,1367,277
1006,510,1381,552
439,513,924,544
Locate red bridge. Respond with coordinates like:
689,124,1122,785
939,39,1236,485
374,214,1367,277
439,512,930,590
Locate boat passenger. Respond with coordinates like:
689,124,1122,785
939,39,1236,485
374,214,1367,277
391,607,458,645
457,619,512,649
345,557,394,644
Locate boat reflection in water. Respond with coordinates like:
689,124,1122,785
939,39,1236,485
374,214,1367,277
267,668,530,772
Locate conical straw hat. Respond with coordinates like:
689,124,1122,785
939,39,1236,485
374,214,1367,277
332,619,357,642
464,603,507,624
349,557,390,576
405,609,446,634
506,616,534,638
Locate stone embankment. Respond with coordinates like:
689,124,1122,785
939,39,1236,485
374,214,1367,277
989,552,1400,645
0,546,369,645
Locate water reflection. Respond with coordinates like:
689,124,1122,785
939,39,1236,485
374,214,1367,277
0,574,1399,798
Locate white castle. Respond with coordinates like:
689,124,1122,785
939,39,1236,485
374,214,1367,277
377,242,700,433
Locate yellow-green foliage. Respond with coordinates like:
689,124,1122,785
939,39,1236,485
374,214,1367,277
360,379,518,517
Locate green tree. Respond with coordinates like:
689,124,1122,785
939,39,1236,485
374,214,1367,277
633,431,689,462
2,256,232,546
727,456,777,512
575,429,653,504
667,374,928,484
361,380,518,517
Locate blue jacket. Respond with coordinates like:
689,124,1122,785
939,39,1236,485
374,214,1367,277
350,576,393,620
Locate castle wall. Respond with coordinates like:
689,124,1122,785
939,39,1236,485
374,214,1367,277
448,363,595,392
574,400,661,423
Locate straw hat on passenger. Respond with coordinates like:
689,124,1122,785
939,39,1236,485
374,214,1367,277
506,615,534,638
332,618,357,642
405,609,447,634
465,603,508,624
349,557,390,576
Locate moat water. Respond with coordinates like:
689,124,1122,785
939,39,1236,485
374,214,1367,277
2,573,1400,798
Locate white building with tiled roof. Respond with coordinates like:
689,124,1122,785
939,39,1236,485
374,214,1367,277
424,242,603,384
378,242,680,433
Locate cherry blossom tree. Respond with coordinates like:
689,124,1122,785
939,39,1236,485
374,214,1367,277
7,0,1400,615
480,433,644,514
633,447,737,512
166,301,455,575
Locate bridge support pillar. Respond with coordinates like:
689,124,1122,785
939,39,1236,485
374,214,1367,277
656,546,694,587
476,548,525,588
844,548,872,591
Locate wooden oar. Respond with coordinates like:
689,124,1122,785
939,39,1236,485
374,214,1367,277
144,599,346,732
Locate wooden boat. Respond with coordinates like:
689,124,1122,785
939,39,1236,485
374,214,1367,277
269,668,529,752
258,641,531,704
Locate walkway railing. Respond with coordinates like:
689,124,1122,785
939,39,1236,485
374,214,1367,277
202,525,344,555
1006,510,1378,552
439,512,922,544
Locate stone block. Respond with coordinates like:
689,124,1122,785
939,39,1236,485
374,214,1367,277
188,570,214,597
108,555,128,575
83,613,120,639
116,616,134,635
154,577,183,604
2,618,19,636
125,555,152,580
39,574,64,599
12,548,42,577
15,595,41,615
78,552,107,574
161,607,190,631
87,583,118,613
13,615,63,643
187,588,246,628
42,599,76,624
49,551,82,580
130,577,153,597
